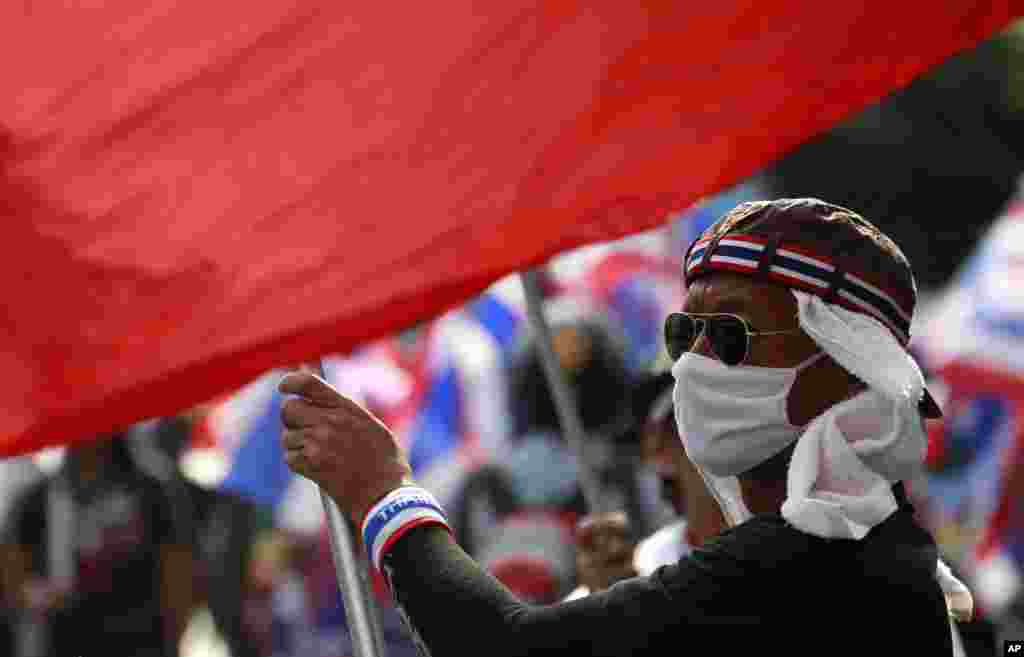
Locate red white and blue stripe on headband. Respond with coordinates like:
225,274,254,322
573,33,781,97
685,235,911,343
362,486,451,573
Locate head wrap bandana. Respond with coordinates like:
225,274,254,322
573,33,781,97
683,198,922,353
679,198,969,621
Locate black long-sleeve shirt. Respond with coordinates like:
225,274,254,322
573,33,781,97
382,501,953,656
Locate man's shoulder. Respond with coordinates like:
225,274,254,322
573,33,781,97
661,513,857,586
648,515,814,585
704,514,819,556
635,511,949,646
695,509,940,576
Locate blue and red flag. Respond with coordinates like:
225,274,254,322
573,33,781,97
395,290,525,505
183,370,292,507
917,189,1024,614
184,287,525,513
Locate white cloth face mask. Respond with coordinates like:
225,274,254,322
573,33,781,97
671,351,823,477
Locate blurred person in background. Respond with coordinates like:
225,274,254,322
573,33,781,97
570,373,727,598
294,524,424,657
450,308,651,560
281,198,970,655
138,409,268,657
475,509,578,605
237,526,322,657
505,311,635,515
447,304,675,608
0,433,194,657
197,492,263,657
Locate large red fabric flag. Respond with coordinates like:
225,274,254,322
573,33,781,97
0,2,1020,456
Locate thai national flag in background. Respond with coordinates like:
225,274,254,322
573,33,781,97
184,285,525,517
184,370,293,508
917,187,1024,615
399,287,525,506
217,378,292,509
182,348,413,535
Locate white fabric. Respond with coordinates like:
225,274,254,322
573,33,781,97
792,290,925,411
784,292,974,620
671,352,822,477
780,391,920,538
668,288,972,619
693,466,752,528
633,520,691,577
563,584,590,600
936,558,975,622
780,290,927,539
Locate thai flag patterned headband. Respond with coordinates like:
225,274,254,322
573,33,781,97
684,233,912,344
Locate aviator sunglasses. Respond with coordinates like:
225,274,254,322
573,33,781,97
664,312,801,366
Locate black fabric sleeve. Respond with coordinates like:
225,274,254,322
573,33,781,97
381,507,954,657
381,523,756,657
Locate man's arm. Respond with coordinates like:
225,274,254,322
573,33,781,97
379,517,767,657
276,371,752,657
381,524,692,657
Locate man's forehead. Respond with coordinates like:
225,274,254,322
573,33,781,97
685,273,791,313
687,273,756,305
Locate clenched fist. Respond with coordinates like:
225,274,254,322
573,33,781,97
279,371,414,523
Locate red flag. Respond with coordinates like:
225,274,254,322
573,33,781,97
1,2,1020,456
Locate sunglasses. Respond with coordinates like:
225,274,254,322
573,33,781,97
664,312,801,366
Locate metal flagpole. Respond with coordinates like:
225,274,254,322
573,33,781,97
306,266,602,657
312,361,385,657
519,268,605,513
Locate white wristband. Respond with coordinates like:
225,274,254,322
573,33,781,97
361,486,450,572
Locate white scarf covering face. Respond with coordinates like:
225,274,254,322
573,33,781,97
682,289,972,621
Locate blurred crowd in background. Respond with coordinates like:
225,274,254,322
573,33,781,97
3,21,1024,657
